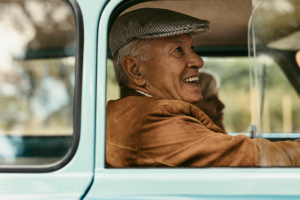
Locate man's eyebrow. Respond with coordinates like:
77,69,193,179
173,40,185,44
173,39,195,45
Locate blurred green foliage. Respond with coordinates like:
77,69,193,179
203,57,300,133
106,59,120,102
0,58,75,134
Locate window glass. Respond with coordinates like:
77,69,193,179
202,57,251,134
249,0,300,165
256,55,300,134
0,0,76,165
250,0,300,137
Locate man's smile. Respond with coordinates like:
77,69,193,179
183,76,199,84
183,73,199,84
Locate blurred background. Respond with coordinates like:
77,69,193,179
0,0,76,165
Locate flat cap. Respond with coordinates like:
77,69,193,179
109,8,210,56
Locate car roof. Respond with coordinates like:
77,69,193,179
123,0,252,47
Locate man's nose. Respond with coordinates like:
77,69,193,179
186,51,204,69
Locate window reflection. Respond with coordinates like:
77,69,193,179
256,55,300,133
250,0,300,166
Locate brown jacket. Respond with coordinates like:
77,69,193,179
106,88,300,167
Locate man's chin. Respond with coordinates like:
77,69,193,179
184,94,203,104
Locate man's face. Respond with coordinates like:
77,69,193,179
142,34,204,103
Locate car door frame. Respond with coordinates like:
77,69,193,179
85,0,300,199
0,0,108,199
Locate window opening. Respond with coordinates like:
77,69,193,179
0,0,80,167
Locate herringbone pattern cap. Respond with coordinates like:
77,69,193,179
109,8,210,55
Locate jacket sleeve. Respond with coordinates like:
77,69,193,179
137,105,300,167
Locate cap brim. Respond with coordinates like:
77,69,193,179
136,25,210,39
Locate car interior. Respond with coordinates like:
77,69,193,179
106,0,300,144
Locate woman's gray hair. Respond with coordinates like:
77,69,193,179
113,39,153,87
198,70,221,98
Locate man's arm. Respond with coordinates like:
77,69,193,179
137,105,300,167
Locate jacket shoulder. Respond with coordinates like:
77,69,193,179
106,97,194,151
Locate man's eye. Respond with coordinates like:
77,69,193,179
172,46,194,56
174,47,182,52
172,47,185,57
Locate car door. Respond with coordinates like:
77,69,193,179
0,0,107,199
85,0,300,199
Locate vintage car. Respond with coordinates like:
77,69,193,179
0,0,299,199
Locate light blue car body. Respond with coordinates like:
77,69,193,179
0,0,300,199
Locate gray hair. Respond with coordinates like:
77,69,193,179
198,70,220,98
113,39,153,87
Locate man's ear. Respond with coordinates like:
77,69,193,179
122,56,146,86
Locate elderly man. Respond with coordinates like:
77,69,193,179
106,8,300,167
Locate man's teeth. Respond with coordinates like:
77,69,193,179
184,77,199,83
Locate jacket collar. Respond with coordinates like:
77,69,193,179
121,87,146,98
